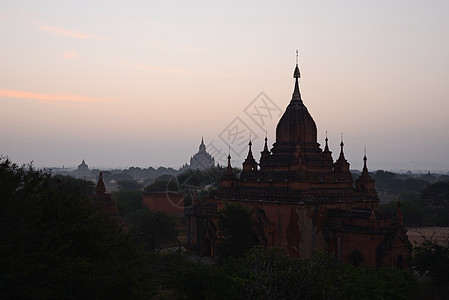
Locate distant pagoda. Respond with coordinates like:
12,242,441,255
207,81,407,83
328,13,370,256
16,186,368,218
181,138,215,171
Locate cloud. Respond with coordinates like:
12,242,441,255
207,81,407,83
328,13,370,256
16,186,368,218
63,51,78,60
0,89,106,104
36,24,93,39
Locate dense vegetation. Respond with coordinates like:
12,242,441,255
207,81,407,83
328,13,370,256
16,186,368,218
156,247,420,300
3,157,449,299
379,180,449,226
372,170,449,196
112,190,179,251
215,203,258,259
144,167,233,192
0,158,155,299
412,239,449,298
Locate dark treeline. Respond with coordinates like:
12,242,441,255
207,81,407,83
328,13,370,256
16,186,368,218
155,247,420,300
0,158,156,299
371,170,449,196
53,165,179,192
371,170,449,227
2,157,449,299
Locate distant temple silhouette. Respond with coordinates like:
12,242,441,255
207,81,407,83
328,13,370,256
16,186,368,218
186,58,411,268
91,172,120,220
181,138,215,171
75,159,90,178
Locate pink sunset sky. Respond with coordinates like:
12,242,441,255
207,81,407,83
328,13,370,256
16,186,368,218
1,1,448,172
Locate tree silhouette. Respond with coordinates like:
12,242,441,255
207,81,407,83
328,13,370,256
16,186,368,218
0,158,155,299
216,203,258,259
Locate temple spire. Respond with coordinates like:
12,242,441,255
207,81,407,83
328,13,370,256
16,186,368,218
339,133,345,159
324,131,330,152
355,147,375,190
292,50,302,102
199,137,206,152
227,146,232,170
263,132,269,152
334,132,350,173
95,171,106,195
359,147,373,180
243,133,257,172
222,145,237,185
322,131,333,161
260,132,270,160
363,148,368,173
245,133,254,158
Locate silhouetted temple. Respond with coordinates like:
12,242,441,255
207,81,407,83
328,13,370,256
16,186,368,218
186,60,411,268
75,159,90,178
91,172,119,219
181,138,215,171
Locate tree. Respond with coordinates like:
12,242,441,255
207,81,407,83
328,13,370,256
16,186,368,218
164,254,235,299
421,181,449,207
51,174,95,196
116,179,143,191
112,190,143,224
110,172,134,181
372,170,397,195
379,193,426,227
230,247,418,300
133,210,178,251
419,172,437,184
411,239,449,298
177,169,217,188
420,181,449,226
232,247,322,299
412,240,449,284
157,246,419,299
0,158,155,299
379,180,449,227
144,180,178,192
216,203,258,259
388,178,428,195
335,262,418,300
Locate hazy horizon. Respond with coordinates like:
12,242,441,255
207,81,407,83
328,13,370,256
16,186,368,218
2,1,448,173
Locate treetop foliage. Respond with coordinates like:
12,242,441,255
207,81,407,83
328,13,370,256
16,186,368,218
162,247,419,300
0,158,155,299
133,210,178,251
379,180,449,226
216,203,258,259
410,234,449,298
